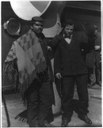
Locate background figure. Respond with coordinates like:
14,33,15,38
94,25,101,86
25,16,54,127
85,23,96,87
54,19,92,126
86,24,101,87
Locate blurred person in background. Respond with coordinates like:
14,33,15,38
86,24,101,88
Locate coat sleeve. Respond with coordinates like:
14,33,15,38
54,45,61,75
48,35,62,50
47,35,62,59
79,31,90,53
79,31,88,44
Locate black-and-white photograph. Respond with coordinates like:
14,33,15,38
1,0,101,127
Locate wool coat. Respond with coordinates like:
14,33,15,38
54,31,89,76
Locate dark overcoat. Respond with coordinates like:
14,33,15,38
36,34,55,104
54,31,89,76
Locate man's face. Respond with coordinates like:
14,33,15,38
64,24,74,37
32,21,43,34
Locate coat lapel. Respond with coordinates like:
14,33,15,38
61,34,75,49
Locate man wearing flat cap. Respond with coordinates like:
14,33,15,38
6,16,54,127
24,16,55,127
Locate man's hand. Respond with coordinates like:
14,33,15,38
55,73,62,79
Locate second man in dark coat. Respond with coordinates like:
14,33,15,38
54,20,92,126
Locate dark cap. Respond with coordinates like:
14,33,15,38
31,16,44,23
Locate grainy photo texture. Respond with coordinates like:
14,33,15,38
1,1,101,127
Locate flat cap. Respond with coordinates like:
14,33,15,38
31,16,44,23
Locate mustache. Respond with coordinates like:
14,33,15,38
38,28,43,31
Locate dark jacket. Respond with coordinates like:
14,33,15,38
37,33,54,82
54,31,89,76
38,35,55,104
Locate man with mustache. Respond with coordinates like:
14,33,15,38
54,20,92,126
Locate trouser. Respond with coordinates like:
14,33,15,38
26,79,53,126
95,51,101,83
95,63,101,84
55,78,62,98
88,67,94,84
61,74,89,119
